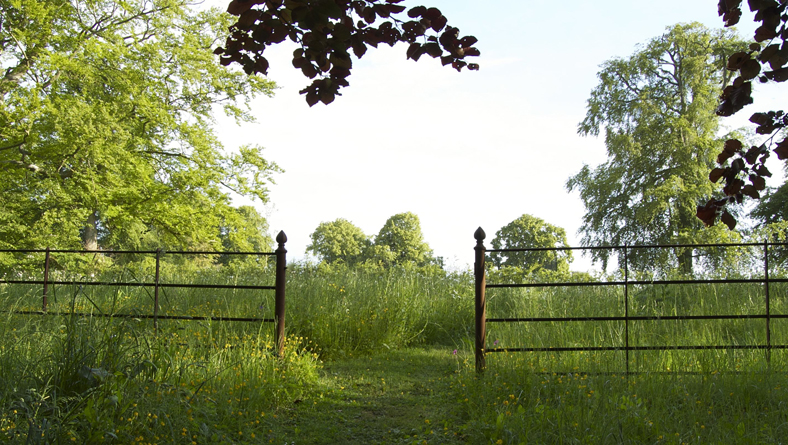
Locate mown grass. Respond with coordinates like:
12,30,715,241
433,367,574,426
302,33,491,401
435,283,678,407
263,347,473,444
1,254,787,443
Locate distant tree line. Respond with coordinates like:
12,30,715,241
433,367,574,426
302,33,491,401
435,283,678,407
306,212,437,268
306,212,579,278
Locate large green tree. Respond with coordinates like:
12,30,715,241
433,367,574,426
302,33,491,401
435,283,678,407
0,0,279,251
567,23,744,274
374,212,434,267
490,214,572,274
219,206,273,251
214,205,273,267
306,218,370,265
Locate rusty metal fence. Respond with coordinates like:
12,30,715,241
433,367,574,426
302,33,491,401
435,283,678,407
473,227,788,373
0,231,289,356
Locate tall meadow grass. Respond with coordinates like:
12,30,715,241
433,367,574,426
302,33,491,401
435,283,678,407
284,263,474,356
0,280,318,443
1,247,787,443
486,276,788,373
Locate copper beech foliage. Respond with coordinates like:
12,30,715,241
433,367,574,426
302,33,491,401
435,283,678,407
698,0,788,229
214,0,480,106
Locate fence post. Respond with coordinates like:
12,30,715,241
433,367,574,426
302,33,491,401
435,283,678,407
274,231,287,358
764,241,771,365
43,247,51,312
623,246,629,375
474,227,487,373
154,249,161,333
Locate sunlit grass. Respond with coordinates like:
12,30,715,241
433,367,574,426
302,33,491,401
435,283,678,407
1,257,787,443
284,264,473,357
453,272,788,443
0,281,319,444
485,280,788,373
454,351,788,444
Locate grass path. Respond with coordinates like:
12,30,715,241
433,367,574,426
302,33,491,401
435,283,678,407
265,347,472,444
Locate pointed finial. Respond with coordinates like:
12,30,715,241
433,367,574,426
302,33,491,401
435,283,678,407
276,231,287,245
474,227,486,241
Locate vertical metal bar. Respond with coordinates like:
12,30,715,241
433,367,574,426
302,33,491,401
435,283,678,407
623,246,630,376
43,247,51,312
154,249,161,333
764,241,771,365
274,231,287,358
474,227,487,373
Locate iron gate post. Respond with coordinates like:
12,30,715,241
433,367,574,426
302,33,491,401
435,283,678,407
623,246,629,375
764,241,771,365
274,231,287,358
43,247,51,312
154,249,161,333
474,227,487,373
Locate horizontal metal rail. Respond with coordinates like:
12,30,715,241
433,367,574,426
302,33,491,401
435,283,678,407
4,310,274,323
485,241,788,253
487,314,788,323
488,345,788,353
487,277,788,288
0,279,274,290
0,248,275,256
475,368,788,377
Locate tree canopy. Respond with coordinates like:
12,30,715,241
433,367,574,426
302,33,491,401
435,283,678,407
219,206,273,252
374,212,434,267
567,23,744,273
306,212,434,267
216,0,479,106
306,218,370,264
490,214,572,274
0,0,279,251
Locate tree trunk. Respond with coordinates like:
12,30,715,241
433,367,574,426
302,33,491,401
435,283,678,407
677,248,693,276
676,207,695,276
83,210,99,251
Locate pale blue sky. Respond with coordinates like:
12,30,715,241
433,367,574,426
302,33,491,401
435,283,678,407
208,1,783,271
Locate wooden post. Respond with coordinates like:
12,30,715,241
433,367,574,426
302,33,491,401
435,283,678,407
474,227,487,373
274,231,287,358
43,247,51,312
